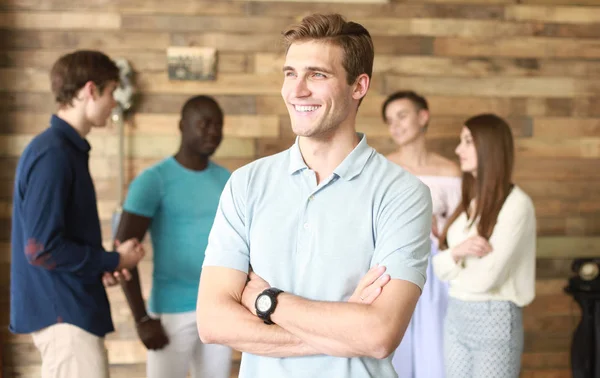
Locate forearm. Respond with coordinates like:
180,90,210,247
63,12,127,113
271,293,390,358
25,235,118,276
198,296,321,357
432,248,461,282
121,267,149,322
453,255,509,293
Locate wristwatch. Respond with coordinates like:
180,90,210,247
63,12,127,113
255,288,283,325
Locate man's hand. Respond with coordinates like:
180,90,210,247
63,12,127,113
136,318,169,350
241,271,270,316
115,238,145,270
102,269,132,287
348,265,390,304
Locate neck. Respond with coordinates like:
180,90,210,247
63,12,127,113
174,149,209,171
56,107,92,137
395,136,428,168
299,124,359,184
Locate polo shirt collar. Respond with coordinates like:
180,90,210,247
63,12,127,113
288,133,374,181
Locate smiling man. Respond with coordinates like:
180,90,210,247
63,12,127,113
197,14,432,378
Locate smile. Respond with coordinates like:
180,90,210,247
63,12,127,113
294,105,320,112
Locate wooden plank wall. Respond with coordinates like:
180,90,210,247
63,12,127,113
1,0,599,377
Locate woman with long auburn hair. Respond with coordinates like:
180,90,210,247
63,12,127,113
433,114,536,378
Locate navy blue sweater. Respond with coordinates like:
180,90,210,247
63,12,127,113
10,115,120,337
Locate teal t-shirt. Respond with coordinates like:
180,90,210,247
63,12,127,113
123,157,230,313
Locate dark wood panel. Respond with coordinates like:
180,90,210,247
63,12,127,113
170,33,282,53
373,36,435,55
121,15,294,33
0,93,55,113
247,3,505,19
0,0,248,15
133,95,256,115
0,50,249,73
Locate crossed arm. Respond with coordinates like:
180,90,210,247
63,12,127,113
196,265,420,359
197,173,430,359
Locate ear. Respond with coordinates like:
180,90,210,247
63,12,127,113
418,109,430,128
351,73,370,101
81,81,99,101
178,119,184,132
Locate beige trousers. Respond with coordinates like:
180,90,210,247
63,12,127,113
31,323,110,378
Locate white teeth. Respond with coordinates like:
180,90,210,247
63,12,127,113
294,105,319,112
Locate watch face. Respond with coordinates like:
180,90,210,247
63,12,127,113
256,294,273,312
580,262,600,281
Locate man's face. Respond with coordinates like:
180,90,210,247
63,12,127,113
281,41,358,139
181,108,224,157
384,99,429,147
86,80,118,128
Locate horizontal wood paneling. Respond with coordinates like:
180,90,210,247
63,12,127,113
2,1,598,376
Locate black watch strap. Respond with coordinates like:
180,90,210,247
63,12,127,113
256,288,283,325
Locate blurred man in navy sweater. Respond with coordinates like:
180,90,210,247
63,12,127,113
10,50,145,378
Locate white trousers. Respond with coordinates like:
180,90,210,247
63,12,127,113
147,311,233,378
32,323,110,378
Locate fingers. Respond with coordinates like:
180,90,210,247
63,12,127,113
146,334,169,350
112,271,125,282
473,236,492,254
121,269,132,281
347,265,388,304
102,272,118,287
362,287,382,304
134,244,145,259
356,264,386,292
140,321,170,350
360,273,391,304
466,236,492,257
103,270,130,286
126,237,140,245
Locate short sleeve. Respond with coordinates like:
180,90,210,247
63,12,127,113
123,168,162,218
372,182,433,290
202,171,250,273
218,166,232,185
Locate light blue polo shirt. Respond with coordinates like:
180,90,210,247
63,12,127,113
124,157,230,314
203,133,432,378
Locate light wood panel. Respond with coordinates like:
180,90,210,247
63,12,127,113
0,12,121,29
256,52,600,77
0,112,279,137
504,5,600,24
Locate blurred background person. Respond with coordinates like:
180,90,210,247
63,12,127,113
433,114,536,378
111,95,233,378
383,91,461,378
